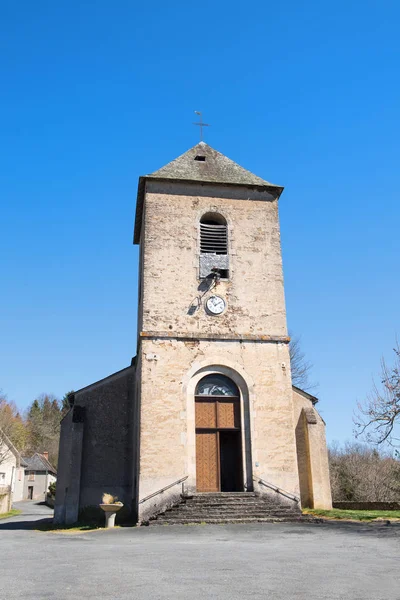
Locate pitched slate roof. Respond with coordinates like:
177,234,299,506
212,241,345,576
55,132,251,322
134,142,283,244
150,142,280,187
22,453,57,475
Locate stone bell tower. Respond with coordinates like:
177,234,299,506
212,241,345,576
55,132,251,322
54,140,332,526
133,142,308,521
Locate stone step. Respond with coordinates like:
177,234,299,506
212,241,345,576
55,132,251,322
165,507,299,516
150,516,315,525
159,513,302,520
186,495,257,501
147,491,305,526
183,497,292,506
190,493,258,497
178,501,295,509
178,504,300,513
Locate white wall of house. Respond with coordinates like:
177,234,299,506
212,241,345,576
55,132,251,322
13,466,25,502
0,442,17,490
24,471,56,501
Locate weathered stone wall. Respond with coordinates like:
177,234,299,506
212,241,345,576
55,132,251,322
77,366,135,511
137,337,299,521
0,486,11,514
135,179,301,522
54,410,73,523
293,389,332,509
139,181,288,338
54,366,135,524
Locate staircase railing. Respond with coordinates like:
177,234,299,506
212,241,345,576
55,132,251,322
139,476,188,505
253,476,300,504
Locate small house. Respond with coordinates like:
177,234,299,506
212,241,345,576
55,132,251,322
22,453,57,501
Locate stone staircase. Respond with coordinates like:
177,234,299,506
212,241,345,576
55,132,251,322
149,492,316,525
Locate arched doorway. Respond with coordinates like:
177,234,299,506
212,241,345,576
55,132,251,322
195,374,243,492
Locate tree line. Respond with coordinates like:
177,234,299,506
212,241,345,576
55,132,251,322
0,391,70,468
329,442,400,502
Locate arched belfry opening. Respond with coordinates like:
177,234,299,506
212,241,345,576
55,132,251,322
199,213,229,279
195,374,243,492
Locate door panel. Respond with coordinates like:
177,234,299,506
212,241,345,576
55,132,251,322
217,399,240,429
196,432,219,492
195,400,217,428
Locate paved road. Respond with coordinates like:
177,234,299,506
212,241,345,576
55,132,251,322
0,503,399,600
2,500,53,528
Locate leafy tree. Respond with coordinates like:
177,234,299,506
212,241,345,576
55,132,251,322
25,394,63,467
61,391,74,416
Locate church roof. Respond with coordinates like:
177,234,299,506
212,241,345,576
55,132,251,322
134,142,283,243
149,142,280,188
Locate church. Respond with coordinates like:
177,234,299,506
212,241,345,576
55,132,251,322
54,141,332,525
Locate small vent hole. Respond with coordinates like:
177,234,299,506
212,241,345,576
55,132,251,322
194,155,206,161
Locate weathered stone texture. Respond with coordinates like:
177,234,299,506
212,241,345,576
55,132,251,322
293,388,332,509
54,366,135,523
137,338,300,520
139,181,287,338
77,368,135,510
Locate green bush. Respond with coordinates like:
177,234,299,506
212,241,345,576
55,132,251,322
48,481,56,498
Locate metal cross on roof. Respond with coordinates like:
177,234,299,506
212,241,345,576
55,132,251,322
193,111,209,141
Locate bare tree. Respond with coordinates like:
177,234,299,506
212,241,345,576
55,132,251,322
0,391,19,466
354,342,400,447
329,442,400,501
289,334,316,391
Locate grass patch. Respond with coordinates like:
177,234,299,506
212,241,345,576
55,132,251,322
35,521,105,534
0,509,22,520
303,508,400,521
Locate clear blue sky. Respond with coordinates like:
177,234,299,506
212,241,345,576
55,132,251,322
1,1,399,446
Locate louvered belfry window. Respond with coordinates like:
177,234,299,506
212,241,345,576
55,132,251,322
199,213,229,279
200,216,228,255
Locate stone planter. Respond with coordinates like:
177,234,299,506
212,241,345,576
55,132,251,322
99,503,123,528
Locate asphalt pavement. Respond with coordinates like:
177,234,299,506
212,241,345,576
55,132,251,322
0,502,399,600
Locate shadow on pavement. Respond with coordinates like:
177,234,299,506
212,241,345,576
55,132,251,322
0,518,53,531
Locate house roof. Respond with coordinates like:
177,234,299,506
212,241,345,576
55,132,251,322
21,453,57,475
133,142,283,244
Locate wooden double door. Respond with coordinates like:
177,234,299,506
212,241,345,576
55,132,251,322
195,394,243,493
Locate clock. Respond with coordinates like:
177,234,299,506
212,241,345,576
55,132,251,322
205,295,226,315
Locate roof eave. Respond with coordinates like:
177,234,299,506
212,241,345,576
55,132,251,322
133,175,284,245
292,385,319,405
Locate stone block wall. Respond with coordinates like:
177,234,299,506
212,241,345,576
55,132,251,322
54,365,135,524
293,388,332,509
139,181,288,338
0,486,11,514
137,337,299,522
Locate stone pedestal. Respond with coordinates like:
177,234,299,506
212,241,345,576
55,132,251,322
100,503,123,528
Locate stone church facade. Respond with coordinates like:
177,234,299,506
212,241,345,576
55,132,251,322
54,142,332,525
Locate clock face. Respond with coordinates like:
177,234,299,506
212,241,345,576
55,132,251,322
206,295,226,315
